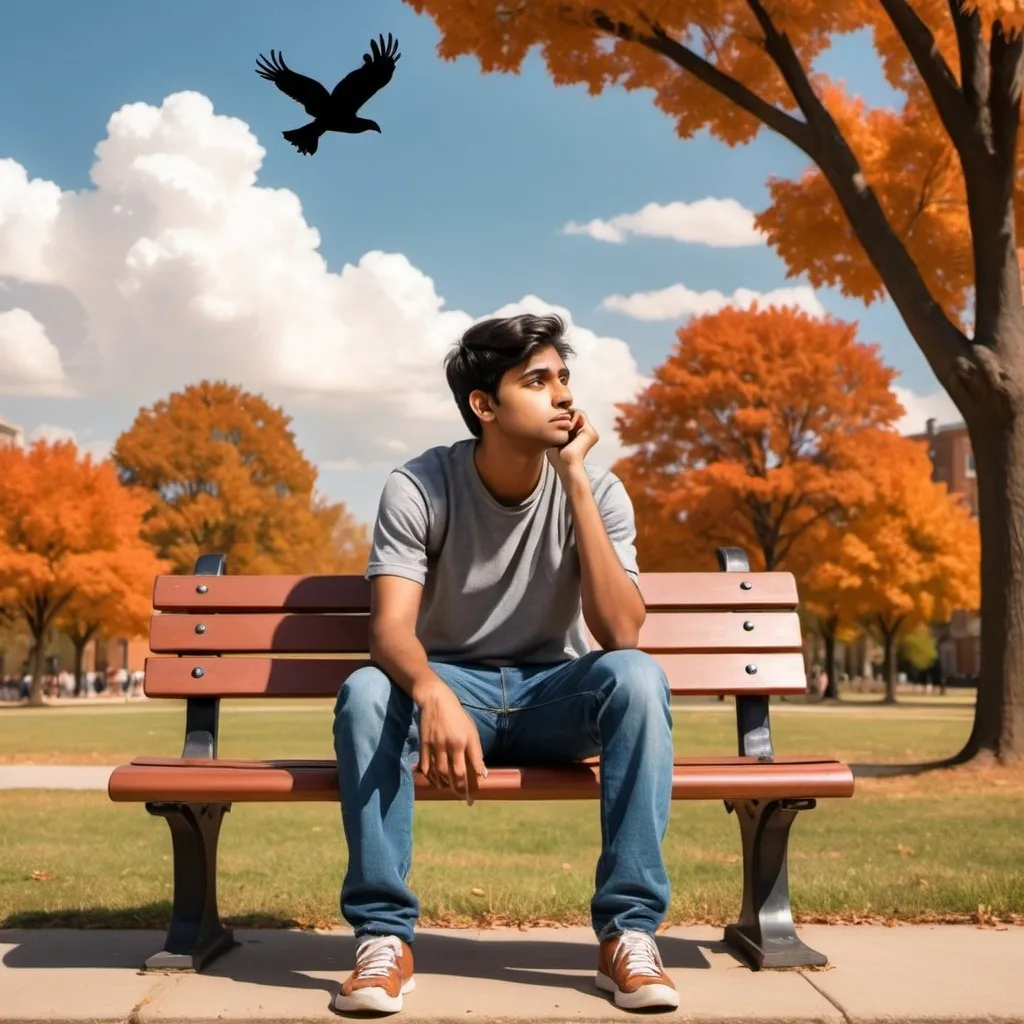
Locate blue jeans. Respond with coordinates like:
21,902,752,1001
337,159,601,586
333,648,675,946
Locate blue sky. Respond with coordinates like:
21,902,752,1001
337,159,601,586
1,0,958,527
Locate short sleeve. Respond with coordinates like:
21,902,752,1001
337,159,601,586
365,470,430,585
598,475,640,584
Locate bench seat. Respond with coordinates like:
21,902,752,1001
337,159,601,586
110,754,855,803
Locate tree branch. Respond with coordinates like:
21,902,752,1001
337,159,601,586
989,20,1024,181
948,1,989,121
742,0,837,136
737,0,973,386
877,0,975,155
590,3,976,388
902,148,953,239
777,502,838,562
589,9,815,155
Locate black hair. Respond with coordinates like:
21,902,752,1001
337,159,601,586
443,313,575,438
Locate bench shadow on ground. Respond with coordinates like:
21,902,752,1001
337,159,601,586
2,908,726,1004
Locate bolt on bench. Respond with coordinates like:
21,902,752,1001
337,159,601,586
108,546,854,973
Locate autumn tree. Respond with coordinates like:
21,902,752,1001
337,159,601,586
408,0,1024,763
612,304,902,574
826,434,980,701
112,380,370,576
55,554,162,697
0,440,165,707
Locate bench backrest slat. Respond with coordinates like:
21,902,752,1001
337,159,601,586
143,651,809,698
148,610,802,656
153,571,799,613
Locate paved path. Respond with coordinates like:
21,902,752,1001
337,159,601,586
0,766,115,790
1,924,1020,1022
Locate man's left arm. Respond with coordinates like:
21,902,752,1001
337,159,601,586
562,470,646,650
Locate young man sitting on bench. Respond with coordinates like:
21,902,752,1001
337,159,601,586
333,312,678,1014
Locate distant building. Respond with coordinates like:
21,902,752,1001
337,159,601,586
909,418,977,516
906,417,980,679
0,415,25,449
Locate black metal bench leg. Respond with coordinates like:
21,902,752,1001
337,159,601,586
724,797,828,969
143,802,236,971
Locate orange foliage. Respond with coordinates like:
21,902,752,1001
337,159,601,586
801,523,867,642
407,1,1024,324
55,557,163,694
0,440,168,706
112,381,369,575
611,305,903,572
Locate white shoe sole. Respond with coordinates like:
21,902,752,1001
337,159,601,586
596,970,680,1010
333,976,415,1014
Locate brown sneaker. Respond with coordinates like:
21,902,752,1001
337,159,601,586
334,935,415,1014
596,930,679,1010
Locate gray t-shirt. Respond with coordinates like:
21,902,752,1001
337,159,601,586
365,438,640,665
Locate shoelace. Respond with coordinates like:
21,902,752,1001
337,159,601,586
354,936,402,979
613,930,664,978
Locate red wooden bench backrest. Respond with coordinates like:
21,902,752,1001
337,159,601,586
143,572,809,700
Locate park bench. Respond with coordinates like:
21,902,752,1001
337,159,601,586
108,546,855,974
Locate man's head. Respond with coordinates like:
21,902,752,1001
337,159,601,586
444,313,578,447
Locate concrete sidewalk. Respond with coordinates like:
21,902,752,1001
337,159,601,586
0,766,115,790
1,924,1020,1022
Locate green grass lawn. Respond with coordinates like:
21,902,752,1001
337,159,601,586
2,698,1022,930
0,697,977,765
2,784,1021,930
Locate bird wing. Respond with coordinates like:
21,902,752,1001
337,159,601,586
330,33,401,112
255,50,330,115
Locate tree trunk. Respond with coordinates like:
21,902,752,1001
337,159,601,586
958,408,1024,764
822,619,839,700
882,623,898,705
28,635,47,707
66,625,98,698
72,638,87,698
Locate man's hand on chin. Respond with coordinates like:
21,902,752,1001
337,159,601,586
547,408,599,486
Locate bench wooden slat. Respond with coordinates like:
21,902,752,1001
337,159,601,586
108,755,855,803
153,571,799,613
148,610,803,655
143,651,809,698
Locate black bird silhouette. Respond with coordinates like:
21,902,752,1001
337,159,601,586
255,34,401,155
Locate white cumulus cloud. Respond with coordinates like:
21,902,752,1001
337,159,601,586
563,198,764,247
600,283,825,321
0,90,646,470
0,160,62,282
0,308,74,396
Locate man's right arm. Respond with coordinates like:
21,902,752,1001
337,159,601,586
367,574,444,705
363,470,442,705
368,574,487,803
363,469,486,801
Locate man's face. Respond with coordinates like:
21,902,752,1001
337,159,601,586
472,344,575,448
